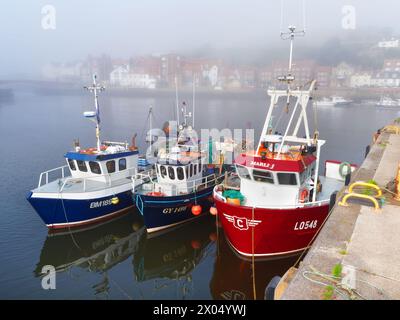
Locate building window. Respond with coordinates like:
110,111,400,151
106,160,116,173
119,158,127,171
253,169,274,184
67,159,76,171
160,166,167,178
177,167,184,180
76,160,88,172
236,165,251,180
277,172,298,185
168,166,175,180
89,161,101,174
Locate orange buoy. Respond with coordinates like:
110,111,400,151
146,191,166,197
191,205,202,216
209,206,218,216
227,198,241,206
191,240,201,249
299,189,309,203
209,232,217,241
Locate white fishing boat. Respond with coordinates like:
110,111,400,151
316,96,352,107
27,75,152,229
377,96,400,107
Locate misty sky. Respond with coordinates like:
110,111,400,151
0,0,399,78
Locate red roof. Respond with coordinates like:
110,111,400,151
234,153,316,173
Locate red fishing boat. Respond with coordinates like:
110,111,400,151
213,26,356,259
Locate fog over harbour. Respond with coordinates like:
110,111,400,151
1,0,400,78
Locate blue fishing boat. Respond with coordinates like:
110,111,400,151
27,75,151,229
132,100,227,233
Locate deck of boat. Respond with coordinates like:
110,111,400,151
34,176,132,194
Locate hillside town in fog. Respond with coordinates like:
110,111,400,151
41,36,400,92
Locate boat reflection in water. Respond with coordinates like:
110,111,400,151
210,228,300,300
34,209,146,297
133,215,216,299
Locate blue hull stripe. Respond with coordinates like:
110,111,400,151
65,150,138,161
27,190,134,227
133,186,215,232
144,191,213,204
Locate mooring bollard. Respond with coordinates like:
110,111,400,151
395,163,400,201
365,145,370,159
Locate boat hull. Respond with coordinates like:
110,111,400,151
133,186,215,233
213,196,329,258
27,189,134,229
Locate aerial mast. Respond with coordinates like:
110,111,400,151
278,25,305,108
83,74,105,152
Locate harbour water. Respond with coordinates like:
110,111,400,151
0,84,399,299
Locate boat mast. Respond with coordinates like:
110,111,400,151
175,76,180,125
149,105,153,144
192,74,196,129
279,25,305,108
84,74,105,151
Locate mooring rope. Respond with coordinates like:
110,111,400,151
251,206,257,300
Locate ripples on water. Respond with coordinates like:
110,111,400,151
0,85,399,299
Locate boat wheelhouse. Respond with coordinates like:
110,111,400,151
132,101,226,233
213,26,357,259
27,75,150,229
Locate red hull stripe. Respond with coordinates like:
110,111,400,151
214,196,329,257
234,154,316,172
47,206,134,229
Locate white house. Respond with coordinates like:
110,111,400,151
110,65,130,86
371,72,400,88
203,65,219,87
110,65,157,89
350,73,372,88
378,38,400,48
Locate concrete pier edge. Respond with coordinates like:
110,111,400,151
281,126,400,300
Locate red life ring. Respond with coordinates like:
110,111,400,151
146,191,165,197
299,189,309,203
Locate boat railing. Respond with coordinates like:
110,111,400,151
213,185,330,209
131,170,157,192
38,165,70,188
137,172,225,196
38,165,141,193
58,166,140,193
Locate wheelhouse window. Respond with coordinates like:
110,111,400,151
253,169,274,184
277,172,298,186
89,161,101,174
119,158,127,171
185,165,189,178
76,160,88,172
194,163,197,175
106,160,116,173
236,165,251,180
168,166,175,180
177,167,184,180
160,165,167,178
67,159,76,171
190,164,193,177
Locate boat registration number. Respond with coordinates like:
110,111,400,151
90,199,113,208
294,220,318,231
163,206,187,214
